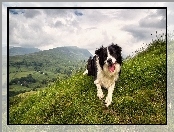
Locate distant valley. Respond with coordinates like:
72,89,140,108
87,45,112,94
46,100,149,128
9,46,92,97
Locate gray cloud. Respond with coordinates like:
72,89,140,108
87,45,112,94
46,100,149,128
156,9,166,17
139,17,166,29
54,20,63,27
122,9,166,43
122,25,152,41
42,9,70,17
23,9,41,18
139,9,166,29
113,9,149,20
9,9,24,15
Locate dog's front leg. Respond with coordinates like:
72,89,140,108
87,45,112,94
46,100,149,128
94,80,104,99
105,83,115,107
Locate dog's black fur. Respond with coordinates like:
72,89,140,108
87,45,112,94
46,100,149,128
86,56,97,78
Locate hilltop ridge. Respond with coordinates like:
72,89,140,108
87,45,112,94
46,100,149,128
9,47,41,56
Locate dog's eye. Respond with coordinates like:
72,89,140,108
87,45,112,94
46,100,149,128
110,50,113,55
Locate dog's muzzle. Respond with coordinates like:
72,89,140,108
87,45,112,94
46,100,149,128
107,59,116,72
107,58,113,66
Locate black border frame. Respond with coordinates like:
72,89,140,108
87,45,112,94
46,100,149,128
7,6,167,125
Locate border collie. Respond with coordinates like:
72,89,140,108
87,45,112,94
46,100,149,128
83,43,122,107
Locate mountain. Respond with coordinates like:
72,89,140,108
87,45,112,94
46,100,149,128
43,46,92,60
9,47,41,56
9,46,92,69
9,39,166,124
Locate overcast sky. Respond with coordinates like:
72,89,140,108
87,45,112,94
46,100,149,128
2,2,173,57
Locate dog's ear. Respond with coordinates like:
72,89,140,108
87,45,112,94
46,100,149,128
95,46,104,56
112,43,122,65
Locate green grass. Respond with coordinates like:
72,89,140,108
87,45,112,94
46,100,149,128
9,40,166,124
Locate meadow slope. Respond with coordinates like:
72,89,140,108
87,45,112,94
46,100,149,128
9,39,166,124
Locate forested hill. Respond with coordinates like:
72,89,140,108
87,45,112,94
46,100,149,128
9,47,41,56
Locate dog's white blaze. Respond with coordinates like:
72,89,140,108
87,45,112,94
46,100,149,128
106,47,116,64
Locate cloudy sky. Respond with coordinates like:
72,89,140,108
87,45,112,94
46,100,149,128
2,2,173,57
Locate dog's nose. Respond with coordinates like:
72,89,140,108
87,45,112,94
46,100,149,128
107,58,112,64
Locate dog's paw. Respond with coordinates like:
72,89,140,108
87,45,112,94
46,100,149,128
97,92,104,100
105,96,112,107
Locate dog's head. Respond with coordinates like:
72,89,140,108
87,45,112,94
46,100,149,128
95,43,122,75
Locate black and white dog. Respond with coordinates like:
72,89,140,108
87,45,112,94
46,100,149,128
83,43,122,107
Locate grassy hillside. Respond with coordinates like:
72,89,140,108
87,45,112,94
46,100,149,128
9,39,166,124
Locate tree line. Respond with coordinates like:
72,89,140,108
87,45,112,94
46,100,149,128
9,74,36,87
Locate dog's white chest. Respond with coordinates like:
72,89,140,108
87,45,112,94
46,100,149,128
97,72,117,89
